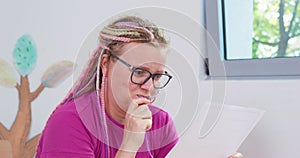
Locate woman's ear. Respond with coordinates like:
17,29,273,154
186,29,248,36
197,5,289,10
100,53,109,76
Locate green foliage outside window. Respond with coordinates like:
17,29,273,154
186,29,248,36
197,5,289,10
252,0,300,58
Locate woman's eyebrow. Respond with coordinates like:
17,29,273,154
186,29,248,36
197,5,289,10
136,66,165,74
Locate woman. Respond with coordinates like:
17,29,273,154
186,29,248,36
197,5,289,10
36,16,242,158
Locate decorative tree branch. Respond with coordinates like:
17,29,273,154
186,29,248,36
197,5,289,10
30,83,45,102
0,35,74,158
8,76,35,158
0,122,9,139
24,134,41,158
0,140,12,158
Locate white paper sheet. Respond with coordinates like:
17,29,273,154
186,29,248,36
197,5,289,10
168,103,265,158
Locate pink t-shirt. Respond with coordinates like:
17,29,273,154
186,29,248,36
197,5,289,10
36,91,178,158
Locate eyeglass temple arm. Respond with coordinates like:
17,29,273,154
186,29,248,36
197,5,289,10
108,52,134,70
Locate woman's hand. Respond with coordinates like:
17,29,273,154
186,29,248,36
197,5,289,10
119,98,152,152
228,152,243,158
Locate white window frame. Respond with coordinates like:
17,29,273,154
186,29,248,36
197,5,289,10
205,0,300,79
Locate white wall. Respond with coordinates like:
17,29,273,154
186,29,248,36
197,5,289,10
0,1,299,158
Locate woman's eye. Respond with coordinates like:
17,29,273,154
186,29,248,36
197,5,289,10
134,69,147,76
154,74,162,80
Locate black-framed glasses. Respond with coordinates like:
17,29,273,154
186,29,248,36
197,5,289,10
108,52,172,89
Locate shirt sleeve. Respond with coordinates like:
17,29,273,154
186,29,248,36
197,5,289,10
37,109,96,158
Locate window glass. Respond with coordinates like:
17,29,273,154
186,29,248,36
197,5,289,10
224,0,300,60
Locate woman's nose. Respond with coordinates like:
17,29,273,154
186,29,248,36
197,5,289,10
141,78,153,90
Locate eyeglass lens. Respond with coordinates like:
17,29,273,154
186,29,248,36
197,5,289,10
131,68,171,89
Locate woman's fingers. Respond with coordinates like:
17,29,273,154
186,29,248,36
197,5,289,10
125,98,152,132
134,97,151,106
127,98,152,118
140,118,153,131
127,108,152,131
132,105,152,118
120,99,153,152
228,152,243,158
127,98,150,113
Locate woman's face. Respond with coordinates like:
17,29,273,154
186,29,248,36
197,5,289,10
106,42,167,112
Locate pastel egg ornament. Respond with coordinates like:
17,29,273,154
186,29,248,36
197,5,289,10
41,60,74,88
13,34,37,76
0,59,18,87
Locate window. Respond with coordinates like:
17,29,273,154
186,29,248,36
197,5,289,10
205,0,300,79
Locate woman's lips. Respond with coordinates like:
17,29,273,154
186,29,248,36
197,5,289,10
136,93,158,103
136,94,153,100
